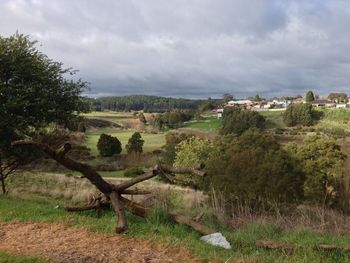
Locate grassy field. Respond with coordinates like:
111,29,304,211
183,118,221,132
85,129,165,156
315,108,350,131
1,194,350,263
258,110,286,129
81,111,135,125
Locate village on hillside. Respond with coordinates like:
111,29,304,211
216,92,350,118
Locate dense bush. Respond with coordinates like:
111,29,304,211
97,134,122,157
283,104,315,126
126,132,144,154
285,136,346,207
160,132,193,165
123,166,144,177
220,108,265,135
206,130,305,206
174,137,217,168
152,110,195,130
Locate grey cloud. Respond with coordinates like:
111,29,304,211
1,0,350,98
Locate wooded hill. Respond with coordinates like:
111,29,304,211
87,95,205,112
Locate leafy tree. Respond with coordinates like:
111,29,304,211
0,33,88,191
206,131,305,206
126,132,144,154
160,132,192,165
283,103,314,126
220,108,265,135
328,93,348,103
174,137,217,168
97,134,122,157
285,136,346,206
199,97,216,112
305,90,315,102
223,93,234,104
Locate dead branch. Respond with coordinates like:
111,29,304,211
169,213,215,235
120,189,152,195
160,164,207,177
255,240,295,253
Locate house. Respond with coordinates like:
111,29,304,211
312,99,336,108
226,100,254,107
336,103,347,109
216,108,224,119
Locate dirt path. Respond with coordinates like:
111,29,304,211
0,222,200,263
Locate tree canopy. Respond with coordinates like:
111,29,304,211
305,90,315,102
283,103,315,127
0,33,88,142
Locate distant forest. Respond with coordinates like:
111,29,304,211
87,95,207,112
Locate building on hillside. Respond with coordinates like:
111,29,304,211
216,108,224,118
291,98,305,104
311,99,336,108
336,103,347,109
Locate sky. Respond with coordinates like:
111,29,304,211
1,0,350,99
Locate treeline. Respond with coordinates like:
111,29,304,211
87,95,205,112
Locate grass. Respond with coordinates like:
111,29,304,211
81,111,135,125
85,128,165,156
315,108,350,131
0,251,46,263
258,110,286,129
1,194,350,262
183,118,221,132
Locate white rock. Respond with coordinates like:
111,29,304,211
200,232,231,249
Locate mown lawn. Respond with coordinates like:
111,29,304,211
85,129,165,156
183,118,221,132
1,195,350,263
81,111,135,125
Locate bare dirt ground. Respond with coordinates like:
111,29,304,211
0,222,200,263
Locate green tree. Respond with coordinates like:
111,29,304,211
0,33,88,192
286,136,346,206
283,103,314,126
126,132,144,154
174,137,217,168
160,132,193,165
305,90,315,102
97,134,122,157
222,93,234,104
206,131,305,206
220,108,265,135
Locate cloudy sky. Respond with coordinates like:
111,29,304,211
1,0,350,98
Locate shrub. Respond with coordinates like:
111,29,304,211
283,104,314,126
97,133,122,157
206,130,305,206
174,137,217,168
123,166,144,177
285,136,346,207
126,132,144,154
160,132,193,165
220,108,265,135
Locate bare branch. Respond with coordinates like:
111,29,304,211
114,167,158,191
120,189,152,195
159,164,207,177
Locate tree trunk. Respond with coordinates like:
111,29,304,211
110,191,128,233
0,176,6,195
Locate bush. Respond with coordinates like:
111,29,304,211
126,132,144,154
160,132,193,165
220,108,265,135
206,130,305,206
123,166,144,177
283,104,314,126
285,136,346,207
97,133,122,157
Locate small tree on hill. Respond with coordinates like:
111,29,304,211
126,132,144,154
97,134,122,157
305,90,315,102
220,108,265,135
283,104,314,126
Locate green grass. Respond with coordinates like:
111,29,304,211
1,194,350,262
315,108,350,131
0,251,46,263
258,110,286,129
183,118,221,132
85,129,165,156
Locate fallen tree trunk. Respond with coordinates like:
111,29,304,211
12,140,208,235
169,213,215,235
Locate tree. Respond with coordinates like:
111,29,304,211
222,93,234,104
126,132,144,153
305,90,315,102
286,136,346,207
206,131,305,206
0,33,88,192
97,134,122,157
174,137,217,168
328,93,348,103
220,108,265,135
283,103,314,126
